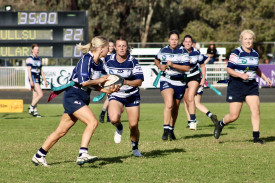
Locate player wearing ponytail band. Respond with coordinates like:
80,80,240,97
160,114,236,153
214,30,272,144
32,36,120,167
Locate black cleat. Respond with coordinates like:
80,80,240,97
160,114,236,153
214,121,223,139
210,114,218,126
99,114,104,123
169,131,176,141
162,131,169,140
253,138,264,144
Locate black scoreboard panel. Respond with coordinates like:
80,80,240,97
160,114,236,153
0,11,88,58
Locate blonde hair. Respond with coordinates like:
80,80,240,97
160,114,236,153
77,36,109,54
239,29,256,41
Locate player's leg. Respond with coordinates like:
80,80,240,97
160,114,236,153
184,89,191,128
195,94,218,125
126,106,142,156
185,81,199,130
32,113,77,166
73,106,100,164
99,97,109,123
108,99,124,143
31,83,44,117
169,98,181,140
245,95,263,144
214,102,243,139
160,88,174,140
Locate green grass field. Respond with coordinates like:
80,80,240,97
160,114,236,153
1,103,275,183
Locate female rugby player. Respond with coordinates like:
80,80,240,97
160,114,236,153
182,35,218,130
32,36,119,167
27,44,48,117
105,37,144,157
214,30,272,144
154,30,190,141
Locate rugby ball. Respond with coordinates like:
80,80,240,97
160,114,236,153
101,74,124,89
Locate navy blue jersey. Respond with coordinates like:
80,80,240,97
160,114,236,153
184,47,207,77
70,51,106,85
26,55,42,75
228,46,259,80
155,45,190,86
104,54,144,98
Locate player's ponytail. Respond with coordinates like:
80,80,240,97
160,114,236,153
77,36,109,54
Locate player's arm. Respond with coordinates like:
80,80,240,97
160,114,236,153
40,68,48,87
27,66,34,87
166,61,190,72
199,63,206,86
154,58,167,71
227,67,249,80
124,79,143,87
256,67,272,87
81,75,109,87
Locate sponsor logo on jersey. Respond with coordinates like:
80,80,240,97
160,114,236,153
241,58,247,64
162,55,166,61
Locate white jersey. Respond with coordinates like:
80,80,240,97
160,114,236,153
104,54,144,98
155,45,190,86
228,46,259,80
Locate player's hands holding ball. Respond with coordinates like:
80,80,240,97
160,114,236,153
100,74,124,94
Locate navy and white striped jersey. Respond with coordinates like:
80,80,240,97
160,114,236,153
26,55,42,75
104,54,144,98
70,51,106,84
155,45,190,86
228,46,259,80
184,47,207,77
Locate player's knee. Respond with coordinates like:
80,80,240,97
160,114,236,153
109,115,121,124
230,114,239,122
87,120,98,129
38,92,43,99
165,103,173,110
129,123,138,131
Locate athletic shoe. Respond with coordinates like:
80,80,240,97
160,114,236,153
33,111,42,117
28,106,34,115
114,128,123,143
77,153,98,165
32,154,50,167
169,131,176,141
210,114,218,125
253,138,264,144
99,114,104,123
132,149,143,157
189,120,197,130
214,121,223,139
162,131,169,140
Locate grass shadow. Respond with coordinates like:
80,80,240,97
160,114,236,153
260,136,275,142
142,148,185,158
183,133,222,139
81,148,185,168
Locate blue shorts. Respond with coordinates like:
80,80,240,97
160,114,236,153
109,92,140,107
226,78,259,102
63,86,90,115
160,81,186,100
29,74,41,84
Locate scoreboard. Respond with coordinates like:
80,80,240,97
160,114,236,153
0,11,88,58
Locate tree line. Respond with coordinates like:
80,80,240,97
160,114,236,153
1,0,275,58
